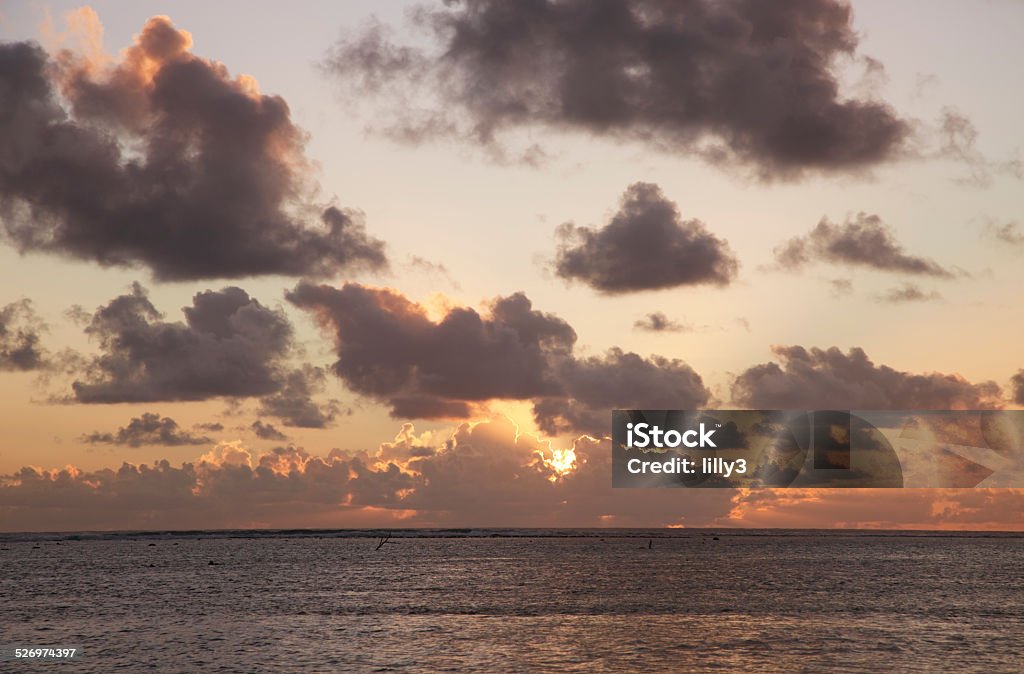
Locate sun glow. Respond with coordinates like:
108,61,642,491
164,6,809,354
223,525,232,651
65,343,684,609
543,446,577,480
480,406,581,479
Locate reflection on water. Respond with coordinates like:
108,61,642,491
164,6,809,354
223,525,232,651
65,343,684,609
1,531,1022,672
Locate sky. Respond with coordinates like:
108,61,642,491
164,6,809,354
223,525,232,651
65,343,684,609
0,0,1022,531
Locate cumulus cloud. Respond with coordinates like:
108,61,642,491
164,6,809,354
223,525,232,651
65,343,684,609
731,346,1003,409
3,417,1021,531
0,444,390,531
0,299,47,371
0,16,387,280
633,312,687,332
875,283,940,304
287,283,574,417
257,366,339,428
71,283,292,403
81,413,212,447
325,0,910,178
287,282,709,434
250,420,288,441
774,213,954,277
1012,371,1024,406
553,183,738,293
0,418,736,531
533,348,709,435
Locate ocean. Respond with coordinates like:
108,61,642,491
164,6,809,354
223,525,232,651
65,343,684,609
1,530,1021,672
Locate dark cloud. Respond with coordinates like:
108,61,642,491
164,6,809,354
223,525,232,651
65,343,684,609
0,299,47,371
257,366,339,428
287,282,709,433
4,418,1021,531
875,283,940,304
633,312,687,332
731,346,1002,409
533,348,709,435
326,0,910,178
195,422,225,433
0,18,387,281
71,283,292,403
81,413,212,447
251,420,288,441
774,213,954,277
287,283,575,414
553,183,738,293
1011,371,1024,406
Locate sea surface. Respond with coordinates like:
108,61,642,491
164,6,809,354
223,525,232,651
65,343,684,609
1,529,1022,672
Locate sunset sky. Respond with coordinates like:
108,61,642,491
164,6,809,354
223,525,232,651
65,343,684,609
1,0,1022,531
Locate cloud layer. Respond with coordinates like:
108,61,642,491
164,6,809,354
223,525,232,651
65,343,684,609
3,417,1020,532
0,419,727,530
327,0,910,177
553,183,738,293
731,346,1003,409
0,17,386,280
287,282,709,433
534,348,709,434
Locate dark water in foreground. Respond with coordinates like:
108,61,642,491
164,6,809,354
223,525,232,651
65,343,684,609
1,530,1022,672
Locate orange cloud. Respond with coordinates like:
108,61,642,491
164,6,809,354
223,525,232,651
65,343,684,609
40,6,107,71
725,488,1024,531
4,415,1021,532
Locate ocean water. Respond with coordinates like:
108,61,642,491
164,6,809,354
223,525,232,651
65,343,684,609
1,530,1022,672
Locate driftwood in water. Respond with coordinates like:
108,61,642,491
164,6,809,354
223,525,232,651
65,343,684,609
374,533,396,550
